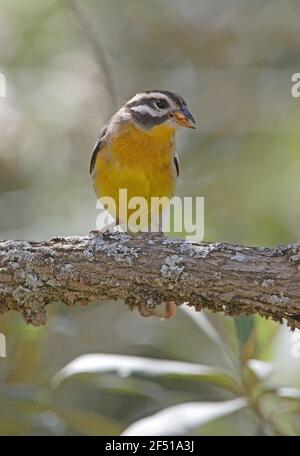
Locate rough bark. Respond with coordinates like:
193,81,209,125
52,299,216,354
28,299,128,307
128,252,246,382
0,233,300,329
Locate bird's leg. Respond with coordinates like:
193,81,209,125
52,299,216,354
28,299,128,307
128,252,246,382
90,220,119,236
100,221,117,233
158,211,163,234
146,211,164,236
138,301,177,319
164,301,177,319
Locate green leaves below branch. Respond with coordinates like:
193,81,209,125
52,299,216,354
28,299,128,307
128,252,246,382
52,354,241,394
122,398,247,436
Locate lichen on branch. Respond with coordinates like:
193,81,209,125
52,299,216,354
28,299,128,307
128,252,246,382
0,233,300,329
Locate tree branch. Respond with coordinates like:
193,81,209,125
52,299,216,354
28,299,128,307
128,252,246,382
1,233,300,329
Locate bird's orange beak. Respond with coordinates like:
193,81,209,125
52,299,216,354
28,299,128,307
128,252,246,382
173,106,196,129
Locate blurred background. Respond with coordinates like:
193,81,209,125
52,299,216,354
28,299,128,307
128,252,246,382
1,0,300,436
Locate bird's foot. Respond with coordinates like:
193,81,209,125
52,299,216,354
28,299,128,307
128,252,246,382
138,301,177,320
90,221,119,236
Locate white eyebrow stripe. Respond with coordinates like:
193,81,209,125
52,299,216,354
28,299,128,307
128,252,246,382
130,104,168,117
145,92,170,100
129,92,171,104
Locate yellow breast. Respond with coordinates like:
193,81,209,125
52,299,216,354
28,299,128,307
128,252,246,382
93,122,177,227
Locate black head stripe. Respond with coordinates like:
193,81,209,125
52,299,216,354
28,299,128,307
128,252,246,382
144,90,187,107
128,91,187,109
127,96,169,109
127,90,187,129
131,110,170,128
127,97,155,108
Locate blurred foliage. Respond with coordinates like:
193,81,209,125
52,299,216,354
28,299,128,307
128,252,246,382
1,0,300,435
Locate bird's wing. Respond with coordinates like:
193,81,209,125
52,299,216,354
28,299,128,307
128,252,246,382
89,124,108,175
174,149,180,177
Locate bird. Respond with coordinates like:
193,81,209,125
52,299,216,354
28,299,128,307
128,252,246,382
90,89,196,319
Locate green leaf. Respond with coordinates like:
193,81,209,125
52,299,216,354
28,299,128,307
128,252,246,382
276,387,300,401
253,316,279,359
247,359,274,381
54,405,121,436
235,315,255,347
0,385,47,414
52,354,242,394
122,398,247,435
182,307,225,348
181,307,240,374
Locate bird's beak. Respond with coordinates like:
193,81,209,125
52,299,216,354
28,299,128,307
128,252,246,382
173,106,196,129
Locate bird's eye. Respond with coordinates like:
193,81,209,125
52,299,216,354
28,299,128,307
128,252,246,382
154,99,168,110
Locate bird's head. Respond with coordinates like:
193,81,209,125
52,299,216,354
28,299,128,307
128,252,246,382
124,90,196,131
